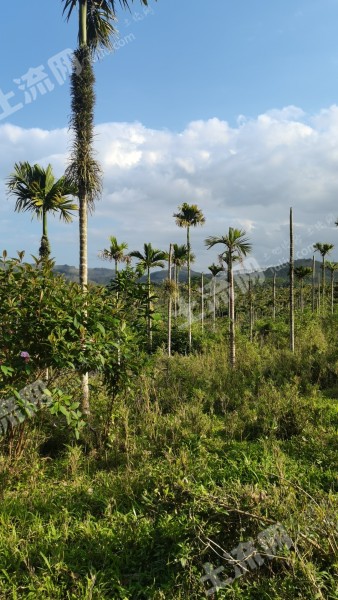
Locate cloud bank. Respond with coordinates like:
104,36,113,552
1,104,338,271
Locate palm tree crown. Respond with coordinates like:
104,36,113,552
7,162,77,258
208,263,223,277
313,242,334,293
205,228,252,259
129,243,167,273
62,0,149,50
173,203,205,229
294,266,312,281
99,236,128,273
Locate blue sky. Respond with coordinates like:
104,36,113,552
1,0,338,271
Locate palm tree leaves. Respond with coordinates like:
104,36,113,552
7,162,78,221
129,243,167,270
313,242,334,258
205,228,252,258
62,0,150,50
7,161,77,259
208,263,223,277
173,203,205,229
294,266,312,281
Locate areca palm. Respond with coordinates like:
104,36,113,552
7,162,77,259
313,242,334,301
205,228,252,368
173,203,205,350
62,0,150,411
208,263,223,331
172,243,189,318
99,235,128,274
294,266,312,312
129,243,167,351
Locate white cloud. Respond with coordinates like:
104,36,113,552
1,105,338,272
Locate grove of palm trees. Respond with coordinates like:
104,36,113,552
0,2,337,600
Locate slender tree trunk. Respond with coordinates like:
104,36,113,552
272,272,276,319
147,267,152,351
187,226,192,350
312,255,315,313
201,273,204,333
174,263,178,318
229,254,235,368
300,280,304,312
331,271,334,315
318,275,321,314
79,0,87,46
289,207,295,353
79,195,90,413
213,276,216,332
168,244,172,357
249,277,253,342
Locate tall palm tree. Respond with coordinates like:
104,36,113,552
129,243,167,351
313,242,334,302
208,263,223,331
325,261,338,315
205,228,252,368
99,235,128,274
172,243,189,318
62,0,149,412
173,203,205,350
294,266,312,312
7,162,77,259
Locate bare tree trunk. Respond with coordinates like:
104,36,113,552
174,263,178,318
79,196,90,414
229,254,236,368
312,255,315,313
249,277,253,342
331,271,334,315
289,207,295,353
273,271,276,319
213,276,216,332
201,273,204,333
168,244,172,357
147,267,152,352
187,226,192,351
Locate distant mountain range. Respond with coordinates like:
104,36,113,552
54,259,323,286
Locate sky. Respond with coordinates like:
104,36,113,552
1,0,338,272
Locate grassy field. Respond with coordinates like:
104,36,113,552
0,317,337,599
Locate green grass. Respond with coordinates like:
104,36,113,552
0,322,337,599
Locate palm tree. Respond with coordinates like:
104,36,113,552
129,243,167,351
325,261,338,314
294,266,312,312
205,228,252,368
99,235,128,274
208,263,223,331
7,162,77,259
313,242,334,303
290,208,295,353
173,203,205,349
62,0,149,412
172,243,189,318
